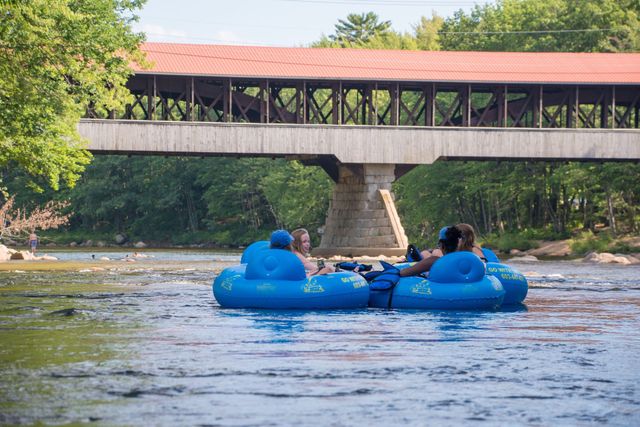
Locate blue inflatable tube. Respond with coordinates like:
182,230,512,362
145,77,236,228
369,252,505,310
486,262,528,305
240,240,269,264
480,247,528,304
213,246,369,309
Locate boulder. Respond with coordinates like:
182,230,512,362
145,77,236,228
582,252,637,264
582,251,600,262
615,257,632,265
513,255,539,262
527,241,571,257
510,249,523,256
0,244,12,262
69,241,78,247
133,241,147,249
614,254,639,264
597,253,616,262
114,233,128,245
96,241,107,247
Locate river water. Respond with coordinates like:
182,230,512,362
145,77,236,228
1,250,639,426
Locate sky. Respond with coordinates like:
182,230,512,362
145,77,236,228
132,0,490,47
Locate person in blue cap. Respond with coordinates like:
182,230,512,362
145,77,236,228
270,229,294,251
399,225,462,277
406,226,449,261
425,226,451,258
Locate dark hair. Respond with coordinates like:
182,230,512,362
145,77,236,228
441,226,462,254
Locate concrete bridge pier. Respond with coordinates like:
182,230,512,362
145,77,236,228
313,164,409,258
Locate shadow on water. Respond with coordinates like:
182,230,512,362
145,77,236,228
497,302,528,312
217,309,309,338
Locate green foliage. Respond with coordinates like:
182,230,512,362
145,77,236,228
18,156,333,246
570,231,612,254
439,0,640,52
40,229,113,245
197,157,332,244
413,13,444,50
329,12,392,46
260,161,333,231
395,159,640,247
0,0,145,191
485,233,537,253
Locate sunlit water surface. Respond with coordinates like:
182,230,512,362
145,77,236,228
1,251,639,426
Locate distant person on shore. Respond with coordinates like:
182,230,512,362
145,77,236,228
291,228,334,276
399,226,463,277
28,231,38,254
456,223,488,262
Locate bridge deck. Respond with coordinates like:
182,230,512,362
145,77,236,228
79,119,640,165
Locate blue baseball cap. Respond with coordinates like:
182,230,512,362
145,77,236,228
438,226,450,240
270,229,293,248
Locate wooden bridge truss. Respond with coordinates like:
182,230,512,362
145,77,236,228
87,74,640,129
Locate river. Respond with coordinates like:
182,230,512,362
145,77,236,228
1,250,639,426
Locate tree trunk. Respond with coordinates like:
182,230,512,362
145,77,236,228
185,188,198,232
606,190,617,236
495,198,504,233
479,192,488,234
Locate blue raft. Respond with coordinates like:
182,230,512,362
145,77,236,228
369,252,505,310
485,262,528,305
213,245,369,309
481,248,528,305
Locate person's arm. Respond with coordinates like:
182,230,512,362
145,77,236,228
472,246,488,262
399,255,439,277
294,251,317,271
419,249,432,259
431,248,443,257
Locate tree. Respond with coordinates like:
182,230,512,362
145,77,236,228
0,0,146,192
413,13,444,50
439,0,640,52
329,12,392,46
1,196,70,241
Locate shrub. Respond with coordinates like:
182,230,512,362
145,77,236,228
483,232,535,252
570,231,611,254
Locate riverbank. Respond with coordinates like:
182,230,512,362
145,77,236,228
16,230,640,256
0,236,640,264
2,233,640,266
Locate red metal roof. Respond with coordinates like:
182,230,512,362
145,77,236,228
137,42,640,85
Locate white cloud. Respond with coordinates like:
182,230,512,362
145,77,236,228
138,23,189,42
134,21,270,45
212,30,239,42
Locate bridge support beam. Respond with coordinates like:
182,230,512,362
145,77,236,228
313,164,409,257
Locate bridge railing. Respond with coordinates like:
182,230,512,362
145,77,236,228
86,74,640,129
